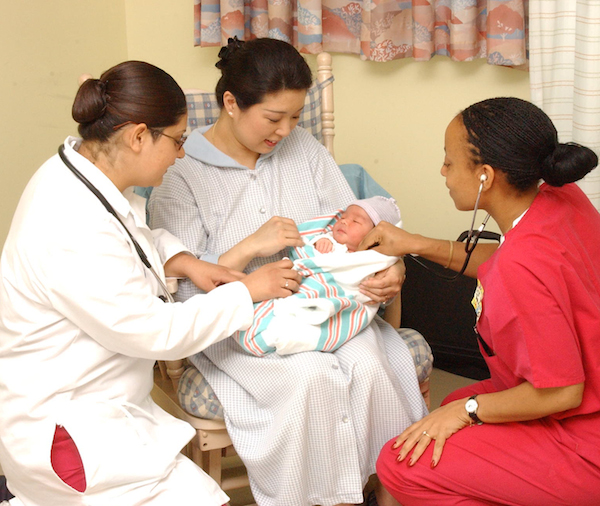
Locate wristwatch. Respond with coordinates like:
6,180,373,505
465,395,483,426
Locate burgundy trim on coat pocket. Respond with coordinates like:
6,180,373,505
51,425,87,492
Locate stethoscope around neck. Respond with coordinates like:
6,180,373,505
58,144,175,303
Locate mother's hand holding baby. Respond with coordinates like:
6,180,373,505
219,216,304,271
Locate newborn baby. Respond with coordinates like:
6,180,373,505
311,196,402,254
233,195,402,356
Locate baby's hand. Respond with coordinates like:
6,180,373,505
314,238,333,253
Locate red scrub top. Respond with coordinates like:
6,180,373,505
476,182,600,465
377,183,600,506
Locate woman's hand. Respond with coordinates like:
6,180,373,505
247,217,305,258
393,399,471,468
358,222,420,257
219,217,305,271
358,223,499,279
164,252,246,292
359,258,406,304
241,259,302,303
393,380,585,468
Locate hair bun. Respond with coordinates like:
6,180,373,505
72,78,108,124
215,36,245,70
541,142,599,187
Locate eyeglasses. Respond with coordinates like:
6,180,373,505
112,121,187,150
156,131,187,150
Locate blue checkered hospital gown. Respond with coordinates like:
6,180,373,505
149,126,430,506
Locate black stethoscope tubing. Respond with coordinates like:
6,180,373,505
58,144,174,303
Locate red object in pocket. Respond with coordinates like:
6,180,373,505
51,425,87,492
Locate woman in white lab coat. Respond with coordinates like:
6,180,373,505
0,61,300,506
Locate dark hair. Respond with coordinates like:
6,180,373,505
72,61,187,142
459,97,598,191
214,37,313,110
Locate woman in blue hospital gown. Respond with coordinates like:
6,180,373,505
149,37,429,506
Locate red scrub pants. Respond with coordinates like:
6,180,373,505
377,382,600,505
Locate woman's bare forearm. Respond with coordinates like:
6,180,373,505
218,236,257,271
474,381,584,424
359,224,498,279
412,236,498,278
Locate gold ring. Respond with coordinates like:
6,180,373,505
422,430,434,439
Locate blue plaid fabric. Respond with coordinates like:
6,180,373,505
178,328,433,419
177,365,224,420
185,77,333,142
400,327,433,384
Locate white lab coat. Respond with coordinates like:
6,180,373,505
0,138,254,505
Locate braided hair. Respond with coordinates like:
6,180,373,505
72,61,186,143
214,37,312,110
460,97,598,191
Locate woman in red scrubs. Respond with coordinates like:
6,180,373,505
363,97,600,505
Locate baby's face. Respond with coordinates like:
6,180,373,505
332,205,374,252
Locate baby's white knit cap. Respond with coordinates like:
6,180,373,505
348,196,402,228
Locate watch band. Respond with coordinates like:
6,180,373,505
466,395,483,426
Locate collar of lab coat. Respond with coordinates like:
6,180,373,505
62,137,146,228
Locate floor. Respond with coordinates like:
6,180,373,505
428,367,478,410
0,368,476,506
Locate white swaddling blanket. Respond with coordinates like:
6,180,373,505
260,249,398,355
234,210,398,356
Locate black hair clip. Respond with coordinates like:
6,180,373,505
216,36,244,68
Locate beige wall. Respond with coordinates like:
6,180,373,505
1,0,530,248
124,0,530,239
0,1,127,248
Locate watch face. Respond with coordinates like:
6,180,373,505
465,399,478,413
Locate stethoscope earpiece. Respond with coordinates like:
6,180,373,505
407,171,491,281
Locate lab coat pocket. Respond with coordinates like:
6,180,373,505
55,399,194,493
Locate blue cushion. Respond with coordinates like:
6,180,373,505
339,164,392,200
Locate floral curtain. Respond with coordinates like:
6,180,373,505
529,1,600,210
194,0,527,65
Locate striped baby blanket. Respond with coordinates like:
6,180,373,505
234,211,399,356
